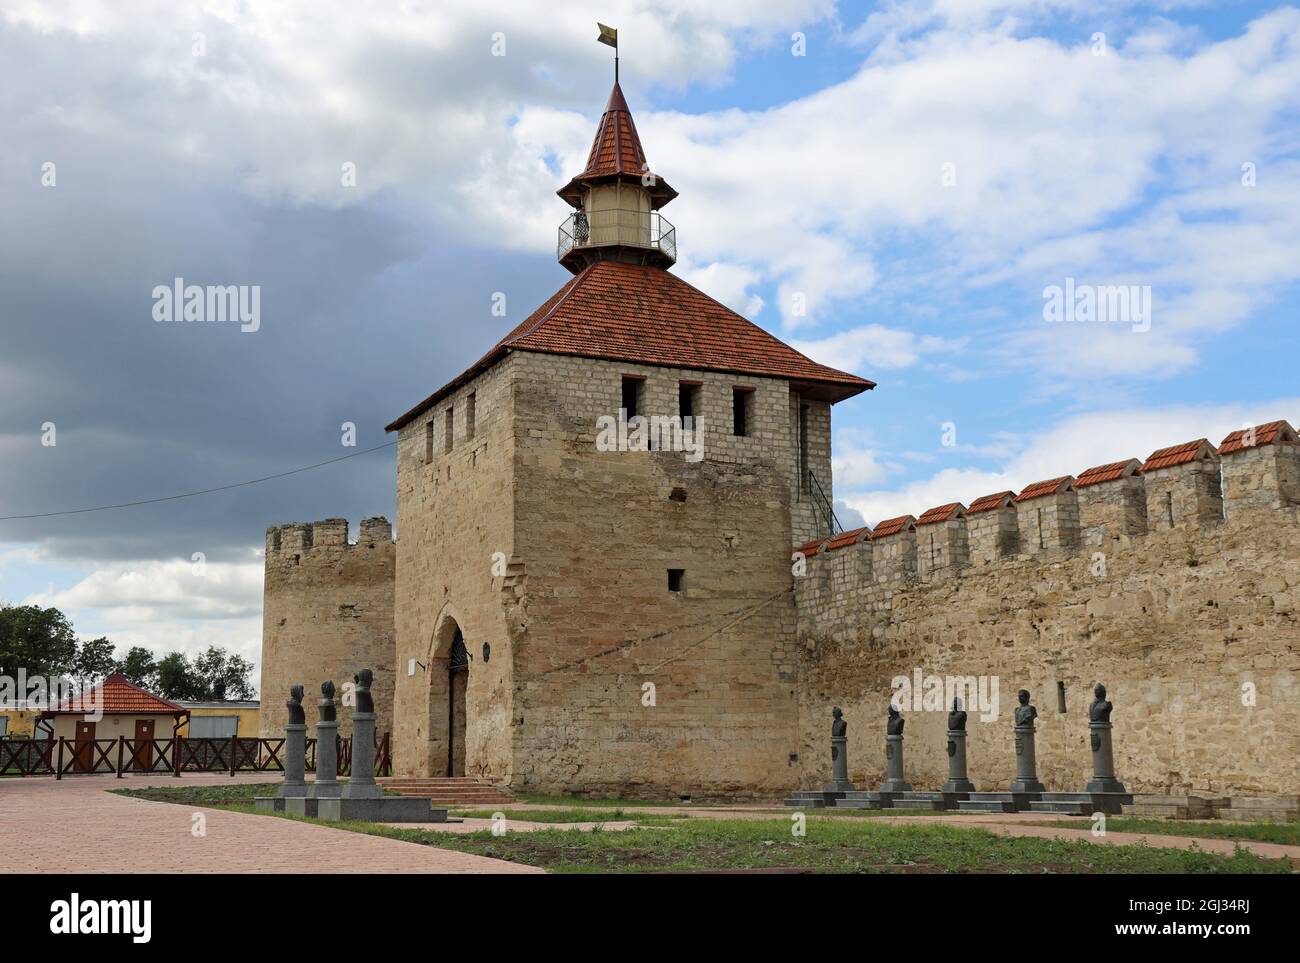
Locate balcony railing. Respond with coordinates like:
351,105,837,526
558,209,677,265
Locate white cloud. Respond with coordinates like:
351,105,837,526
794,324,968,370
9,2,1298,383
20,557,264,674
842,397,1300,525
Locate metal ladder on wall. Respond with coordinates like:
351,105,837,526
807,469,843,537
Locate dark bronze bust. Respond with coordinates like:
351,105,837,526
1013,688,1037,728
948,697,967,732
831,706,847,738
320,680,336,722
886,704,905,736
286,684,305,725
1089,682,1113,723
354,668,374,713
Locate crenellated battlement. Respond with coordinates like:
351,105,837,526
259,515,396,740
791,418,1300,797
795,418,1300,593
265,516,395,562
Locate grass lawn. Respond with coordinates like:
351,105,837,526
1035,816,1300,847
113,780,398,807
448,807,688,825
110,784,1291,874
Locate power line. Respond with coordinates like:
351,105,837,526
0,441,398,521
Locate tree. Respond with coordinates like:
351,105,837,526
72,636,117,690
115,647,160,690
0,604,78,679
190,646,256,701
154,652,196,701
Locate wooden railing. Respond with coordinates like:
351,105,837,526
0,733,392,779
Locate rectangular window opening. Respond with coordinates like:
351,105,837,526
425,420,436,464
621,376,644,420
1056,681,1067,713
678,381,702,421
444,405,454,453
667,568,684,592
466,392,476,441
732,387,751,437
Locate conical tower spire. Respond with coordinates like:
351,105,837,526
556,80,677,275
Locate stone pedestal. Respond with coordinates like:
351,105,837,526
341,711,382,799
276,723,308,798
308,719,342,799
822,734,855,792
1085,721,1126,794
942,730,976,794
880,733,912,793
1010,725,1045,793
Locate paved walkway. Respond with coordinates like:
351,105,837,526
0,773,542,874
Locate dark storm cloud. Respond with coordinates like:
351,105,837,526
0,71,560,564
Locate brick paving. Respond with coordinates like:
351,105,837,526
0,773,542,874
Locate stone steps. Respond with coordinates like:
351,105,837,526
380,777,514,806
958,799,1019,813
957,792,1041,813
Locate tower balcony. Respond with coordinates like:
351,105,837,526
557,209,677,273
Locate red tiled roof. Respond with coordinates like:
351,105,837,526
795,537,830,558
824,526,870,551
870,515,916,539
1014,476,1074,503
1219,420,1297,456
388,261,874,430
1139,439,1215,473
557,82,676,209
1075,459,1141,489
916,503,965,525
967,491,1015,514
43,673,184,716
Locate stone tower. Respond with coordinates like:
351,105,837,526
384,78,873,796
259,517,396,740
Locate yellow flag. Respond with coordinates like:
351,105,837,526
597,23,618,48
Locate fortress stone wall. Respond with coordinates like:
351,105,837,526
259,517,396,739
793,423,1300,797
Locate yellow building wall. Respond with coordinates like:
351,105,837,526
177,705,261,737
0,708,40,738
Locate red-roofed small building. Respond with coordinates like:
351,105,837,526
1140,439,1222,530
1218,420,1300,511
38,674,188,773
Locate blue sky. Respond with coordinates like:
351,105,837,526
2,0,1298,685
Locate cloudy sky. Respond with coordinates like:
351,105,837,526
3,1,1298,690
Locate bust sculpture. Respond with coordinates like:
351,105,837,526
1089,682,1113,723
947,697,967,732
320,680,336,722
1013,688,1037,728
286,684,305,725
886,704,905,735
831,706,847,738
354,668,374,713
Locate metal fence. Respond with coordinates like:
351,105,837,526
0,733,392,780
